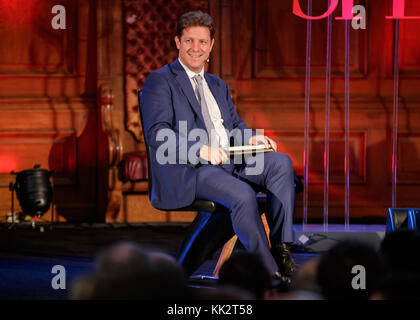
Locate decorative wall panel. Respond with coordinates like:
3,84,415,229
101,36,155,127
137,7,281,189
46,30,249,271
124,0,209,141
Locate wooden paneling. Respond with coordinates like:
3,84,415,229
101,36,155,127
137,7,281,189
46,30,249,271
0,100,97,221
113,0,420,222
122,194,197,223
268,130,366,185
399,1,420,75
123,0,209,142
0,0,95,96
210,0,420,220
0,0,75,74
254,0,367,78
0,131,76,183
4,0,418,223
0,0,98,222
392,131,420,184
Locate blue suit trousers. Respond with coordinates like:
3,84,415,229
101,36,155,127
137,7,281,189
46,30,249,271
195,151,295,274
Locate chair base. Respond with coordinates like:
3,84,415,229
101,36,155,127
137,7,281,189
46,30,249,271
212,213,271,277
176,210,234,276
177,210,271,277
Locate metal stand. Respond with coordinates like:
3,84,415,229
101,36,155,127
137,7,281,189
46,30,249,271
8,182,17,230
49,182,55,231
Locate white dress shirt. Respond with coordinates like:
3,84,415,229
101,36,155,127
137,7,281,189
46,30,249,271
178,59,230,149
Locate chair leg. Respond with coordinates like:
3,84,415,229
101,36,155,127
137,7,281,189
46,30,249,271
177,211,234,276
260,213,271,249
213,213,271,277
213,235,237,277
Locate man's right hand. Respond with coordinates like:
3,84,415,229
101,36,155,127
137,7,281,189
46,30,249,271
199,145,229,165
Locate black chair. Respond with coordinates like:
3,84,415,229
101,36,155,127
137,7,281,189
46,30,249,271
138,89,270,277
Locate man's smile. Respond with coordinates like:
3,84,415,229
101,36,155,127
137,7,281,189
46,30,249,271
188,52,203,59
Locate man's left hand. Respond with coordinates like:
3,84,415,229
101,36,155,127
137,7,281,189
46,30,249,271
249,135,277,151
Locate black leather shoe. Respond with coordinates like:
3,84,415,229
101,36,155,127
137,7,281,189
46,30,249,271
273,271,292,290
271,243,299,277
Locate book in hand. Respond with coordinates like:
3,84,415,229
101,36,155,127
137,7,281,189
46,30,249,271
225,144,274,156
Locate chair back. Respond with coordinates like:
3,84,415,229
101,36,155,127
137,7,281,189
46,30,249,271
137,89,153,202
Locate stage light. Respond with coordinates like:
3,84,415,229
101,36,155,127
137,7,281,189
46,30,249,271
11,164,53,218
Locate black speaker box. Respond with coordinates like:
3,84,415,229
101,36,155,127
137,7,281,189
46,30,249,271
410,208,420,232
386,208,419,234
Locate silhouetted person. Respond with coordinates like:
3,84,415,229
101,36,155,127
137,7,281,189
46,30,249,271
148,250,191,297
373,230,420,299
218,252,274,299
291,257,323,298
69,274,97,300
198,285,255,300
75,242,190,300
370,273,420,300
149,250,185,278
95,241,153,274
380,230,420,275
316,241,386,300
266,257,323,300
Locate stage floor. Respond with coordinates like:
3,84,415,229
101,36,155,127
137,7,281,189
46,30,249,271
294,224,386,232
0,222,386,299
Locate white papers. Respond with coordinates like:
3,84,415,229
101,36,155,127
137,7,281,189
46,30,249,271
225,144,274,156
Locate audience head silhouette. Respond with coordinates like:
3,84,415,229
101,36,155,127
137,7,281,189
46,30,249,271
72,241,190,300
69,234,420,300
374,230,420,299
218,252,273,299
317,241,386,300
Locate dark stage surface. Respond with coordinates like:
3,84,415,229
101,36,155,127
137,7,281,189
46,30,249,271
0,222,324,299
0,223,187,300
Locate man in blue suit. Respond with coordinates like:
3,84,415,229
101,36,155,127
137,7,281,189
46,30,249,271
140,11,297,281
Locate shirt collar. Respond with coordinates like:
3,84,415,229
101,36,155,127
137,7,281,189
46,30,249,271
178,58,204,80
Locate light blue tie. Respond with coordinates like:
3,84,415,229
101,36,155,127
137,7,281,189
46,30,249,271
193,74,215,141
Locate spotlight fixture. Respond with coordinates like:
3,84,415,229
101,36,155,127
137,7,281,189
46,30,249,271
10,164,53,219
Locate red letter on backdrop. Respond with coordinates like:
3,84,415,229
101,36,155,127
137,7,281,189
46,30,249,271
293,0,339,20
336,0,355,20
386,0,420,19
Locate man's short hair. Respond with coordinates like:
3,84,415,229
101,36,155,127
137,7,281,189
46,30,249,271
177,11,215,39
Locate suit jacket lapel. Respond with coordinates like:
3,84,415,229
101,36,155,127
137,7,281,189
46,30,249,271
170,60,205,128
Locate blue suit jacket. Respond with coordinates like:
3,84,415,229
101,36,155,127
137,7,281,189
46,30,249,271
140,59,252,210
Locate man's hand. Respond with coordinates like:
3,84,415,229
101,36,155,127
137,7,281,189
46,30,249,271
199,145,229,165
249,135,277,151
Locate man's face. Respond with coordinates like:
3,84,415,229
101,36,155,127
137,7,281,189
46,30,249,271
175,26,214,74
